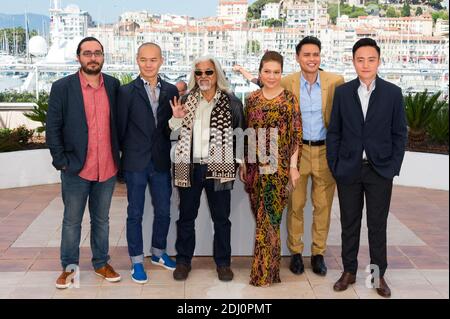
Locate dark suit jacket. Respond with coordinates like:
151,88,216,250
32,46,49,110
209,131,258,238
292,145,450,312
326,76,408,184
46,72,121,174
117,76,179,172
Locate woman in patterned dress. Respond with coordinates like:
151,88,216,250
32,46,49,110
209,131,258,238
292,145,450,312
241,51,303,287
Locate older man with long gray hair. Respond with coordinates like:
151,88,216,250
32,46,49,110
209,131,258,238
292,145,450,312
169,56,245,282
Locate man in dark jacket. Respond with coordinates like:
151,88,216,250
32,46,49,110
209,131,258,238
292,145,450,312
46,37,122,289
169,55,245,282
117,43,179,284
327,38,408,298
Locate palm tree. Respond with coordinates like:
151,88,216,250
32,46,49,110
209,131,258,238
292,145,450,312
23,93,49,134
118,73,134,85
405,90,446,144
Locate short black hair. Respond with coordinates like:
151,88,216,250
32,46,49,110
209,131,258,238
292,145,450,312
296,36,322,55
76,37,104,56
352,38,381,58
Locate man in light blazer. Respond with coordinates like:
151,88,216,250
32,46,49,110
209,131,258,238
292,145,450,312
281,36,344,277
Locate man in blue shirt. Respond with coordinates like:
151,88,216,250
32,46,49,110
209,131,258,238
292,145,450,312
117,43,179,284
281,36,345,277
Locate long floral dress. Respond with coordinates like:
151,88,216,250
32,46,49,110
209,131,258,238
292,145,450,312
244,89,302,287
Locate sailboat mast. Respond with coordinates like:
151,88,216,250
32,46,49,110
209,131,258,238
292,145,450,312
25,11,30,63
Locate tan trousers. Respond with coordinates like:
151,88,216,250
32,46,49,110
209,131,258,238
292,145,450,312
287,145,336,256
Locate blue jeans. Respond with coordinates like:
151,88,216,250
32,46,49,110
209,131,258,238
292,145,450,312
124,160,172,264
60,172,116,271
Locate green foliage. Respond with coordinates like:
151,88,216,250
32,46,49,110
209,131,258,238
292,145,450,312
23,93,49,134
328,4,368,24
0,125,35,153
386,7,399,18
405,90,446,143
246,40,261,55
264,18,284,27
428,0,444,10
0,91,38,103
0,27,38,54
401,1,411,17
366,4,380,16
432,10,449,23
118,73,134,85
428,104,449,144
415,6,423,16
0,91,49,133
0,128,12,139
247,0,280,21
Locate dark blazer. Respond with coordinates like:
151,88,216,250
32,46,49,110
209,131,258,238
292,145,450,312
326,76,408,184
117,76,179,173
46,72,121,174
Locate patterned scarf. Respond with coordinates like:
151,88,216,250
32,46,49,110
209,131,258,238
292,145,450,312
174,88,236,188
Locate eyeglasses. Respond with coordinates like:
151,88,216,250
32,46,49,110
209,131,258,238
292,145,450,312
194,70,215,77
81,51,104,58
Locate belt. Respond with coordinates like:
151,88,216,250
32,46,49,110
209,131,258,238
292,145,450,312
302,139,326,147
193,158,209,165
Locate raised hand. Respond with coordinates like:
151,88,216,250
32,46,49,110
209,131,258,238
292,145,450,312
170,96,187,119
233,64,242,73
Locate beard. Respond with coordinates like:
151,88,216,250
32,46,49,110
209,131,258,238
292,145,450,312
198,80,212,91
81,61,104,75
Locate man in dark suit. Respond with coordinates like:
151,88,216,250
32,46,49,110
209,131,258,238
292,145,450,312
46,37,122,289
326,38,407,298
117,43,179,284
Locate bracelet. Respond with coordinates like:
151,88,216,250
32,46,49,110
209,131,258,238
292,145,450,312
290,165,298,169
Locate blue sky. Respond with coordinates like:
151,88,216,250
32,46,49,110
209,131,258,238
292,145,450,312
1,0,257,22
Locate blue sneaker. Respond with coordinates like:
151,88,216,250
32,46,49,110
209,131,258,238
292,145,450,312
131,263,148,284
151,253,176,271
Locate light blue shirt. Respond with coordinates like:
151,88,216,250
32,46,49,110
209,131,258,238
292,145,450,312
142,77,161,127
300,73,326,141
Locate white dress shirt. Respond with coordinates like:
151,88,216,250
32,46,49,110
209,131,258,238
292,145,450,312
169,91,219,161
358,79,376,160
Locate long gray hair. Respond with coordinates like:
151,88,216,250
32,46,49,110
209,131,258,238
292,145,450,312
188,55,231,94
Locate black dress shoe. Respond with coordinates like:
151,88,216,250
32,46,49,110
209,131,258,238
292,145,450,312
376,277,392,298
173,264,191,281
311,255,327,276
217,266,234,282
289,254,305,275
333,272,356,292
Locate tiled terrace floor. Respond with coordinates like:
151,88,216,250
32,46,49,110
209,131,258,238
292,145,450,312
0,183,448,299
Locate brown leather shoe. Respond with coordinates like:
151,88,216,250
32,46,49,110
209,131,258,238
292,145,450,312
333,272,356,292
173,264,191,281
376,277,392,298
217,266,234,282
55,271,76,289
95,264,121,283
